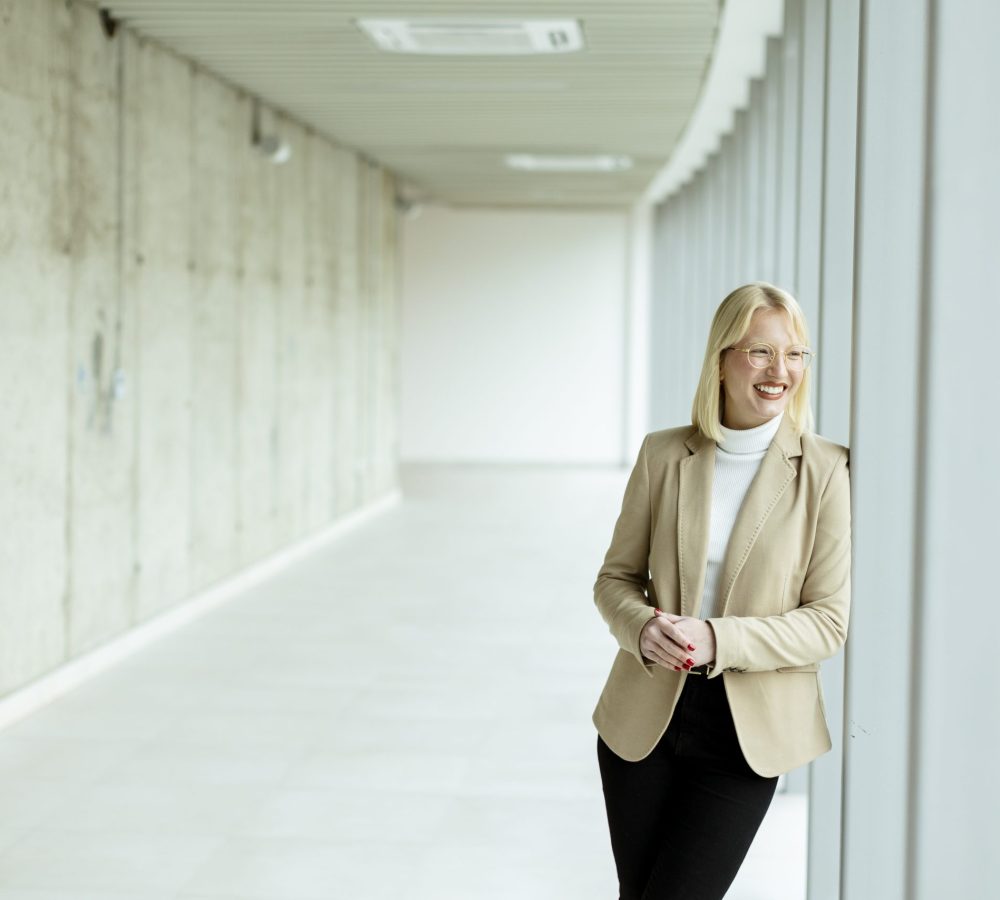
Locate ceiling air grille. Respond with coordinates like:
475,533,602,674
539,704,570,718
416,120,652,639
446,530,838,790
355,18,584,55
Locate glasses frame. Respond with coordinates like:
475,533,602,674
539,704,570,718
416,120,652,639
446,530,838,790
723,341,816,371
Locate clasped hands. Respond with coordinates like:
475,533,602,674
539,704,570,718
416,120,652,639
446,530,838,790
639,609,717,671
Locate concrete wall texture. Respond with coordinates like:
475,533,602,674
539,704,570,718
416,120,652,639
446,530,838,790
0,0,400,698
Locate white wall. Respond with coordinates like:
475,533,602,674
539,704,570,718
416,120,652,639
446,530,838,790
401,205,629,464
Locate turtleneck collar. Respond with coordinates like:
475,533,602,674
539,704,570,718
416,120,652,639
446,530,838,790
718,410,784,455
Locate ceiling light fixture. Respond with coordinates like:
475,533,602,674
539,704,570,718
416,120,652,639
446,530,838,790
505,154,633,173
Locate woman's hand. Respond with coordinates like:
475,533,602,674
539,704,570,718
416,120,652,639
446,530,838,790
639,610,717,671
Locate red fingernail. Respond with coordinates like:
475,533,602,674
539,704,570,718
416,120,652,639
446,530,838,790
674,666,681,671
686,658,694,665
688,644,695,651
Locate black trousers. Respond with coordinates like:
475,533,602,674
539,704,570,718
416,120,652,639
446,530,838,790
596,670,780,900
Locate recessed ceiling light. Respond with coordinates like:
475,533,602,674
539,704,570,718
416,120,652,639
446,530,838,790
505,154,634,173
355,18,584,55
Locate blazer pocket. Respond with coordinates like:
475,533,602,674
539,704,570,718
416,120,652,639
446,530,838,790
776,662,820,673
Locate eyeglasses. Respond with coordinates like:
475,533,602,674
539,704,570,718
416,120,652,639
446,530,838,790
724,342,816,371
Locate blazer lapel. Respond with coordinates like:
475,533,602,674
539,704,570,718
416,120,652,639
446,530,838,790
717,412,802,616
677,428,714,618
677,413,803,619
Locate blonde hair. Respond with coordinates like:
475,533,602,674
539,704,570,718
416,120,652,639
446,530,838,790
691,282,815,443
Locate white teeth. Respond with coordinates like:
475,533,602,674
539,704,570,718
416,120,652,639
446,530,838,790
754,384,784,395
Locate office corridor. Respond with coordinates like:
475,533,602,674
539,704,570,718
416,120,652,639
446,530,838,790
0,464,806,899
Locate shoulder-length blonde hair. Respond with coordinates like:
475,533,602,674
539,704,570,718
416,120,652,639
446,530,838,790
691,281,815,444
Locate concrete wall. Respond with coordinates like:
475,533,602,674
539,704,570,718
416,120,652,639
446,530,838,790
401,205,629,464
0,0,399,698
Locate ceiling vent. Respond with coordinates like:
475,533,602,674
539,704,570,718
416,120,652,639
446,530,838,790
355,18,584,55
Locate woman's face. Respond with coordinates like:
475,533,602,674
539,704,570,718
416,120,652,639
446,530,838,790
720,308,804,430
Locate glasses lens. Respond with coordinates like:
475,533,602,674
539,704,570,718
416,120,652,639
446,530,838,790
746,343,773,368
789,348,814,371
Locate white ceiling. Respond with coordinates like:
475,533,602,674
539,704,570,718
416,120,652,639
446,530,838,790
98,1,722,209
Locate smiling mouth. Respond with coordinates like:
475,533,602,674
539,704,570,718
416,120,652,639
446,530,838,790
754,383,786,396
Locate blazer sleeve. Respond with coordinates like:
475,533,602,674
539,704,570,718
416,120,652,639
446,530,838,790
703,447,852,678
593,434,658,678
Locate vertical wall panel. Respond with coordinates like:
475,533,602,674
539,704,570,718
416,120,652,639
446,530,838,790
842,0,929,896
334,148,361,515
685,179,704,399
671,192,689,425
760,38,782,283
317,139,342,520
818,0,860,442
376,169,399,497
717,133,736,298
776,0,808,805
796,0,826,330
66,3,136,656
743,80,764,281
301,132,335,532
777,0,802,293
649,202,672,428
799,1,853,895
0,0,72,691
236,99,280,564
365,162,385,502
729,109,748,285
190,68,239,592
706,150,724,304
273,115,309,545
130,37,194,622
355,160,374,505
913,0,1000,892
704,153,716,304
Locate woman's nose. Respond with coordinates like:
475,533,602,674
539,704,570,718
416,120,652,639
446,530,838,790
768,354,789,376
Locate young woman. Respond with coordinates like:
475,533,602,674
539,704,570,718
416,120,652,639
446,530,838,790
592,282,852,900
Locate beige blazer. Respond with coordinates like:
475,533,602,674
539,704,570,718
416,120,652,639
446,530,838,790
592,411,851,777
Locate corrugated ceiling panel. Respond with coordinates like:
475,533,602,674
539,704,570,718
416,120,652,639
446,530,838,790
97,0,721,207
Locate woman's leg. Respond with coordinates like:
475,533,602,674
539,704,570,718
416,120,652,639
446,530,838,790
639,755,779,899
596,675,780,900
640,676,779,900
597,729,682,900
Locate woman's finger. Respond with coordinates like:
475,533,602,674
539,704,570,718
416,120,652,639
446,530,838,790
655,609,696,651
647,625,690,668
641,625,679,668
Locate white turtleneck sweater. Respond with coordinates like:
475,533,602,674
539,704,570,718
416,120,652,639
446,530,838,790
698,410,784,622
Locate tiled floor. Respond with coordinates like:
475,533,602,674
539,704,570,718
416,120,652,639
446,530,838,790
0,463,806,899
